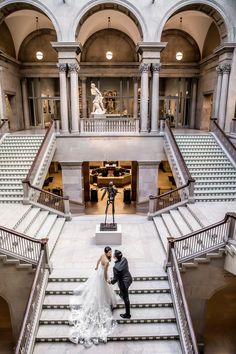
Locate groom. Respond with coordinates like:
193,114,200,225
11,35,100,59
109,249,132,319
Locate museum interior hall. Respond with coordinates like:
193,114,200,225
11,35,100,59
0,1,236,354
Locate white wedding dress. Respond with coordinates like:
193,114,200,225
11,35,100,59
69,263,117,347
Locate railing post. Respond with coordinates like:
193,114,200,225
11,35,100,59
188,178,195,203
64,196,72,220
22,180,30,204
227,213,236,241
148,196,156,216
40,238,52,271
159,117,165,134
165,237,175,270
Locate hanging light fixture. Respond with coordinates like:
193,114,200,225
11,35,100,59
176,17,183,61
106,17,113,60
35,16,44,61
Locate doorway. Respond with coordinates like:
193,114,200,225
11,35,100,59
84,161,137,215
5,93,16,129
201,93,213,130
0,297,14,353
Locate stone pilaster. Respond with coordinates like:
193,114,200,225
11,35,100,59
0,67,5,121
61,162,84,204
137,161,159,204
81,77,87,119
214,66,223,119
218,63,231,129
190,78,197,129
140,63,150,132
151,63,161,133
133,77,139,119
68,63,80,133
58,63,69,133
21,78,30,129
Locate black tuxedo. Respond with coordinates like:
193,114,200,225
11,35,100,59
111,257,132,316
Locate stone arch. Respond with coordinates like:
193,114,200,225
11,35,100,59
81,28,138,62
157,0,232,44
0,0,62,41
72,0,147,44
0,294,14,351
18,28,57,62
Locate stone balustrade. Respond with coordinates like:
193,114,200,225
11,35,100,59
80,118,139,134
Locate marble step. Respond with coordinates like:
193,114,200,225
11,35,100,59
0,186,23,192
0,191,23,196
39,318,177,326
36,323,179,338
43,293,173,305
14,207,41,233
161,214,182,238
40,307,176,321
46,280,170,291
195,184,236,191
153,217,170,250
36,214,58,239
195,181,236,186
48,275,168,283
26,211,49,238
47,217,66,255
195,195,236,201
195,189,236,196
178,206,203,231
33,340,182,353
45,289,171,296
169,210,191,235
0,198,22,203
42,303,174,310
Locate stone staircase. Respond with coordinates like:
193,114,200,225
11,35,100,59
0,204,66,256
0,134,44,203
174,134,236,202
33,275,182,353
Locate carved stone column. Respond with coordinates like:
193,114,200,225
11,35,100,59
58,63,69,133
140,63,150,132
133,77,138,119
21,78,30,129
81,77,87,119
68,63,80,133
151,63,161,133
0,67,5,121
218,63,231,129
214,66,223,119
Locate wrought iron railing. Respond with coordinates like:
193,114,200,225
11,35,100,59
167,247,199,354
25,181,70,218
210,118,236,163
167,212,235,263
0,225,46,265
23,120,55,186
149,184,184,214
15,240,49,354
80,118,139,133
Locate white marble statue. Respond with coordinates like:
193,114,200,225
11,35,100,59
91,83,106,114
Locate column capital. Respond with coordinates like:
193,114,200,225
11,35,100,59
216,66,223,75
219,63,231,74
139,63,150,74
151,63,161,72
68,63,80,73
137,161,160,168
58,63,67,73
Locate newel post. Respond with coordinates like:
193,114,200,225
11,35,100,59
64,196,71,220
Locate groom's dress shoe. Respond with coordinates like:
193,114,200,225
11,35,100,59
120,313,131,319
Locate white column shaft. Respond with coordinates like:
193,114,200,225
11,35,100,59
133,78,138,119
218,64,231,130
59,64,69,133
214,68,223,118
140,64,150,132
190,79,197,128
22,79,30,129
70,68,79,133
81,78,87,119
151,64,161,132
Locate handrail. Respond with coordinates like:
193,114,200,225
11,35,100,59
25,180,70,217
150,180,191,200
0,119,9,134
0,224,47,264
15,240,48,354
210,118,236,163
23,120,55,185
167,212,236,263
167,247,199,353
165,119,195,183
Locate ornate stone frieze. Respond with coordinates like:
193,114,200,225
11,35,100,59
151,63,161,72
57,63,67,72
139,63,150,73
68,63,80,73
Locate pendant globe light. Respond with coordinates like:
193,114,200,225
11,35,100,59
176,17,183,61
106,17,113,60
35,16,44,61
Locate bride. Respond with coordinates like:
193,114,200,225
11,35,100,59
69,246,117,347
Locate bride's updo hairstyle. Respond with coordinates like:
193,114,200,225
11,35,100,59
104,246,112,261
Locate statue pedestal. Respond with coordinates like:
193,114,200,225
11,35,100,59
95,224,122,245
91,113,106,119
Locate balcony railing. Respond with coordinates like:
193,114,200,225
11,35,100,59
80,117,139,134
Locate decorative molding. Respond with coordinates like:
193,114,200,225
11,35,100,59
139,63,150,73
68,63,80,73
152,63,161,72
220,63,231,74
216,66,223,75
57,63,67,73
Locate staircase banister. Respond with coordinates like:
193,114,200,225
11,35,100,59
0,224,49,245
149,178,195,201
165,119,193,181
210,118,236,161
23,120,55,184
27,181,68,201
169,248,199,354
169,212,236,245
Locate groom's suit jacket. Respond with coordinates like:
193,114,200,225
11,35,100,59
111,257,132,289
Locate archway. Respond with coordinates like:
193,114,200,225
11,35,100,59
205,284,236,353
0,296,14,353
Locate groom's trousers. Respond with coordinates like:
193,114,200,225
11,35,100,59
120,284,130,316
